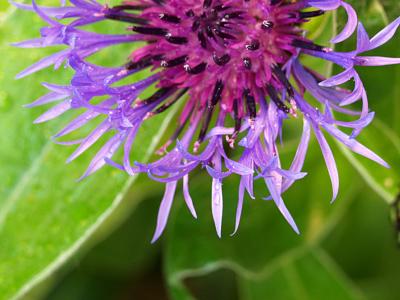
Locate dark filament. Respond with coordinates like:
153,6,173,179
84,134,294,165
111,5,150,11
159,13,181,23
272,65,294,98
292,39,326,52
299,10,324,19
161,55,188,68
243,57,252,70
266,85,290,113
131,26,168,36
151,0,165,5
105,13,148,25
223,11,244,19
213,53,231,66
245,40,260,50
153,88,188,115
165,35,188,44
203,0,212,9
197,80,224,143
243,89,257,120
232,98,241,140
261,20,274,30
214,29,236,40
126,55,163,70
141,87,175,105
184,62,207,74
197,31,207,49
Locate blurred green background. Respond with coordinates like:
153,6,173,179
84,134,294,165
0,1,400,299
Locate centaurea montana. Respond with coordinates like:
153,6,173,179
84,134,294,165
13,0,400,241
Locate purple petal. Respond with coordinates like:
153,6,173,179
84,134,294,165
331,2,358,43
319,68,354,87
224,157,254,176
232,178,245,235
369,17,400,50
276,169,307,181
54,110,100,138
206,165,231,179
322,123,389,168
79,132,125,180
10,0,82,18
356,22,370,52
16,50,69,79
151,181,178,243
32,0,59,26
265,177,300,234
67,121,111,163
340,76,363,105
123,125,141,176
53,138,84,145
312,124,339,202
12,38,47,48
334,112,374,129
211,177,223,238
282,119,310,192
355,56,400,66
33,99,71,123
183,174,197,219
308,0,341,10
25,92,69,107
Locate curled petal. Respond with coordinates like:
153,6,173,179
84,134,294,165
225,157,254,176
308,0,341,10
206,165,232,179
331,2,358,44
319,68,354,87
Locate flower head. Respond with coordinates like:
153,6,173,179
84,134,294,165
14,0,400,241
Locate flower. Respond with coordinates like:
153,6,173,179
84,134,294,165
13,0,400,241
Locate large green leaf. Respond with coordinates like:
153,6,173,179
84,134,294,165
40,193,166,300
0,2,175,299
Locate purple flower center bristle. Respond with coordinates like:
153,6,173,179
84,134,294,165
14,0,400,240
113,0,326,147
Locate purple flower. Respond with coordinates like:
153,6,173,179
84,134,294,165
13,0,400,241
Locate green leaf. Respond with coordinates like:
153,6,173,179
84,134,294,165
239,250,364,300
0,2,174,299
41,194,165,300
